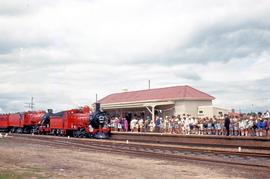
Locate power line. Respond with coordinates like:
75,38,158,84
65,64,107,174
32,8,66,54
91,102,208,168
24,97,34,111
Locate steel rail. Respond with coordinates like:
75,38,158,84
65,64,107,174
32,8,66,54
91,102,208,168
7,134,270,170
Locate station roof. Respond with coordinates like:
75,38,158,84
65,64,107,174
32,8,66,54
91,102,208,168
98,85,215,105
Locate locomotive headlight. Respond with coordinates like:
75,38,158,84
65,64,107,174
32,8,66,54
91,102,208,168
98,116,105,124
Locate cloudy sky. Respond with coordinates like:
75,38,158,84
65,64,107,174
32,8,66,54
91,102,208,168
0,0,270,113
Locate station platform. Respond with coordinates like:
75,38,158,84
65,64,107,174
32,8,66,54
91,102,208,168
111,132,270,150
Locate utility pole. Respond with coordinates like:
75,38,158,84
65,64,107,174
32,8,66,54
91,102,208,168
24,97,34,111
148,80,151,89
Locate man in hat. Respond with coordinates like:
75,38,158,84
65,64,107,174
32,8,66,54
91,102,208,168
224,114,231,136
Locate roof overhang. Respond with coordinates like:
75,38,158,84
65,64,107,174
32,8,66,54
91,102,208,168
99,97,213,107
101,100,175,110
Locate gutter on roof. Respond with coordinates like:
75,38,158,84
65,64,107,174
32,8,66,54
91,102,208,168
99,97,214,106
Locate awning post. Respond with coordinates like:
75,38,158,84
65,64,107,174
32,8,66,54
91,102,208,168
145,105,156,121
152,105,155,121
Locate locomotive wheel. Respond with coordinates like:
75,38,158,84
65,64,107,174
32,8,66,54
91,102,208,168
60,130,65,136
16,128,23,133
78,129,86,138
88,133,94,138
52,129,57,136
11,128,16,133
30,128,35,134
73,130,78,138
57,129,61,136
82,133,87,138
23,127,30,134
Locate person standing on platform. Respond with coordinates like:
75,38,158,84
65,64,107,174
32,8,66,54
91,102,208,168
155,116,161,133
266,118,270,137
115,117,119,131
138,118,144,132
185,117,190,135
149,120,155,132
168,117,173,134
117,118,122,132
257,118,265,137
130,118,137,132
224,114,231,136
123,118,128,132
164,116,169,133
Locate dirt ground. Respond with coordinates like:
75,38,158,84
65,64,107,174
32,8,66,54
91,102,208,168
0,136,269,179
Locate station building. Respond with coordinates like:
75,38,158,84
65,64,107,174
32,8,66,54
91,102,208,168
197,106,229,118
98,85,225,121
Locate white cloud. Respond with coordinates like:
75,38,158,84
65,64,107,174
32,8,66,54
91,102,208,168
0,0,269,112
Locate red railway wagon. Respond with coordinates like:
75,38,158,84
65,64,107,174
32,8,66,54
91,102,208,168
23,111,45,133
24,111,45,126
46,106,91,137
9,113,23,132
0,111,45,133
0,114,9,131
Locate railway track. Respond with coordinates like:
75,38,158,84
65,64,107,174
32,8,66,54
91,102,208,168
7,134,270,170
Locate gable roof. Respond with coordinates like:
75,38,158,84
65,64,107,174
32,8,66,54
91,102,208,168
98,85,215,105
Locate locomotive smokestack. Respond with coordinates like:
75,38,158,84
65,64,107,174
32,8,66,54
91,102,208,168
47,109,53,114
95,103,101,112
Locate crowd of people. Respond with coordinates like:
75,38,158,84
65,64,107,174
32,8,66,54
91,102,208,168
109,112,270,137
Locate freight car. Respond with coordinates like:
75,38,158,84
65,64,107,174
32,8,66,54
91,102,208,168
0,114,9,132
23,111,46,133
0,111,45,133
9,113,23,133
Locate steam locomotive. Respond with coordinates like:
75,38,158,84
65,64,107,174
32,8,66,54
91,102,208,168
0,103,110,139
89,103,110,139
